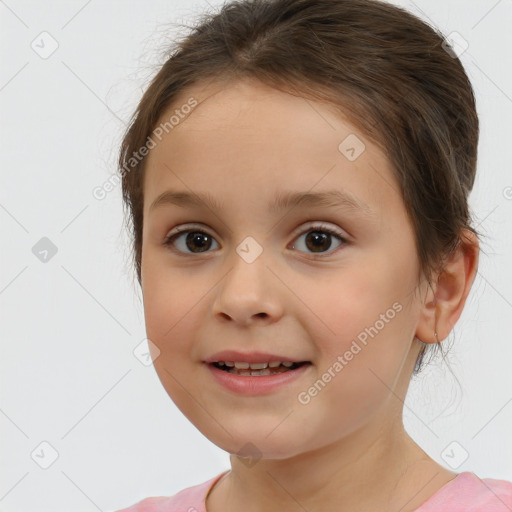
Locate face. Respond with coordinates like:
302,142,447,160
140,77,426,460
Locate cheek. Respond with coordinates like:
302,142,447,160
141,256,204,340
140,253,218,371
300,301,411,442
314,262,412,378
141,264,211,422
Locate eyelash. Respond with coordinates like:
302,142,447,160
163,222,348,257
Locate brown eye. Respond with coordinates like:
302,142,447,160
291,224,347,255
164,229,219,254
163,222,347,257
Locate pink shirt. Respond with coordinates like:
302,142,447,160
115,470,512,512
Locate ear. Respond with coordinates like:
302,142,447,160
415,230,479,343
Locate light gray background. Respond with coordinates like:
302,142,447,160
1,0,511,511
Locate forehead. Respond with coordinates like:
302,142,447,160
143,78,402,221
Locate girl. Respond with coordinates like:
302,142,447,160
115,0,512,510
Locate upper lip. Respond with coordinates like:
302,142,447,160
204,350,309,364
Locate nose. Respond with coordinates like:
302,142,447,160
212,249,284,326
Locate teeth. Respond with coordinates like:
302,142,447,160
251,369,271,376
222,361,297,369
249,362,268,370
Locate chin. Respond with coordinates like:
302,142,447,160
205,428,306,462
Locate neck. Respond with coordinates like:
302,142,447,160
207,417,455,512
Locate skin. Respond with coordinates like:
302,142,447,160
140,77,479,512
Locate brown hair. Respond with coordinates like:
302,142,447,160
118,0,481,375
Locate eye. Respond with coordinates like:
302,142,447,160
289,222,347,256
164,226,219,255
163,222,348,256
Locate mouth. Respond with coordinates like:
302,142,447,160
206,359,312,395
209,361,311,376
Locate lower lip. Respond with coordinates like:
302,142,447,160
205,363,312,395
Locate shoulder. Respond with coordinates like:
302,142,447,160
416,472,512,512
112,471,229,512
470,474,512,510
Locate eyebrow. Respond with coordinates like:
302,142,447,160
148,188,376,219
